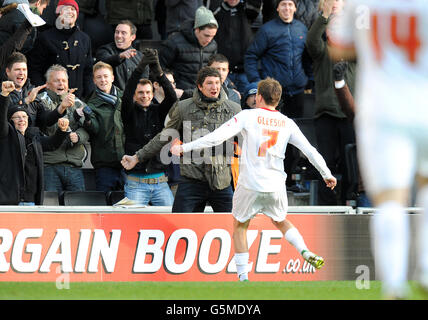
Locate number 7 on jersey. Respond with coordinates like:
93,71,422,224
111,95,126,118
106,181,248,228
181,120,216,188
258,129,279,157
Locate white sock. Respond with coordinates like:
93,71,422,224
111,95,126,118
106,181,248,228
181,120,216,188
234,252,249,281
417,186,428,278
284,227,308,255
371,201,409,293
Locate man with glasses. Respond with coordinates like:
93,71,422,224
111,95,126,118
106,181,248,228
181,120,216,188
0,80,70,205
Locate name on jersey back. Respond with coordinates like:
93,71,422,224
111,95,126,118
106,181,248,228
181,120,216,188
257,116,286,128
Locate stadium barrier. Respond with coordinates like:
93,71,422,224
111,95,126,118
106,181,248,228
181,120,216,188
0,206,423,282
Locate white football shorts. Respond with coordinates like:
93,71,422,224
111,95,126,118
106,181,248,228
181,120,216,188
232,184,288,223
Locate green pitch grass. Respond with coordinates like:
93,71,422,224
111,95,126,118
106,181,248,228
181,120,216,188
0,281,427,300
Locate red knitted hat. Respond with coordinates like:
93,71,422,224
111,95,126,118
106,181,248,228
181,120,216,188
56,0,79,16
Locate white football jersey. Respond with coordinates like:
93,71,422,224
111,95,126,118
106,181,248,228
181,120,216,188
182,108,332,192
329,0,428,127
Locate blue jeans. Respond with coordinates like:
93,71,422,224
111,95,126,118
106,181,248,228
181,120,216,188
44,165,85,192
95,167,126,192
172,180,233,213
124,176,174,206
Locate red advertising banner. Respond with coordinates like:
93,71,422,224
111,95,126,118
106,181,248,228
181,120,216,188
0,212,343,282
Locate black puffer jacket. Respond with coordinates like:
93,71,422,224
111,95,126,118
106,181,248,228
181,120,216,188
213,0,261,73
295,0,319,29
159,20,217,90
95,42,149,91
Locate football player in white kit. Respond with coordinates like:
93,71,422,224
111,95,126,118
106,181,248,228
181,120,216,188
171,78,337,281
328,0,428,298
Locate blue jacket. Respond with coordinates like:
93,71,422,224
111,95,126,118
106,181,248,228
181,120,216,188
244,17,310,95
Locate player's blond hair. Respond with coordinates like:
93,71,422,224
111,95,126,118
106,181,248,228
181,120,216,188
257,78,282,107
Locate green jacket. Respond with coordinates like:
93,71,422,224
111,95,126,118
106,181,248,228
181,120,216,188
39,90,90,167
137,88,241,190
105,0,153,25
306,14,356,119
84,87,125,169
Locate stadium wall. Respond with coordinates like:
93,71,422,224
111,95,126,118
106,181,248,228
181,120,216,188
0,207,421,282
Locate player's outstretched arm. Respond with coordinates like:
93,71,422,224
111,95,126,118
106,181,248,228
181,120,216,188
324,176,337,190
180,113,245,153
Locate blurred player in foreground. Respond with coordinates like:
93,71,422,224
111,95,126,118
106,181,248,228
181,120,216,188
171,78,336,281
328,0,428,299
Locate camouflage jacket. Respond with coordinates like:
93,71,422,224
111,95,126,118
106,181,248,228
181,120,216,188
136,88,241,190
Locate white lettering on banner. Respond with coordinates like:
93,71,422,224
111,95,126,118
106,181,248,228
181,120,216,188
11,228,43,273
134,229,233,274
256,230,282,273
0,229,122,273
40,229,72,273
88,229,121,273
74,229,92,272
133,229,165,273
302,260,315,273
0,229,13,272
164,229,198,274
284,259,315,274
198,229,231,274
0,226,319,277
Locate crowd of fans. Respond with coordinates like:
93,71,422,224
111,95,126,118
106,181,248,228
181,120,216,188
0,0,368,209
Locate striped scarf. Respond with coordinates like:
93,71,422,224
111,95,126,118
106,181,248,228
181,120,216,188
96,86,118,106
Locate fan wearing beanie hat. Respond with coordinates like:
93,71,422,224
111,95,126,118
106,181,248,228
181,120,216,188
193,6,218,48
55,0,79,29
194,6,219,30
276,0,298,23
242,82,258,109
157,5,218,92
8,104,30,121
56,0,79,15
8,105,30,134
244,0,308,114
